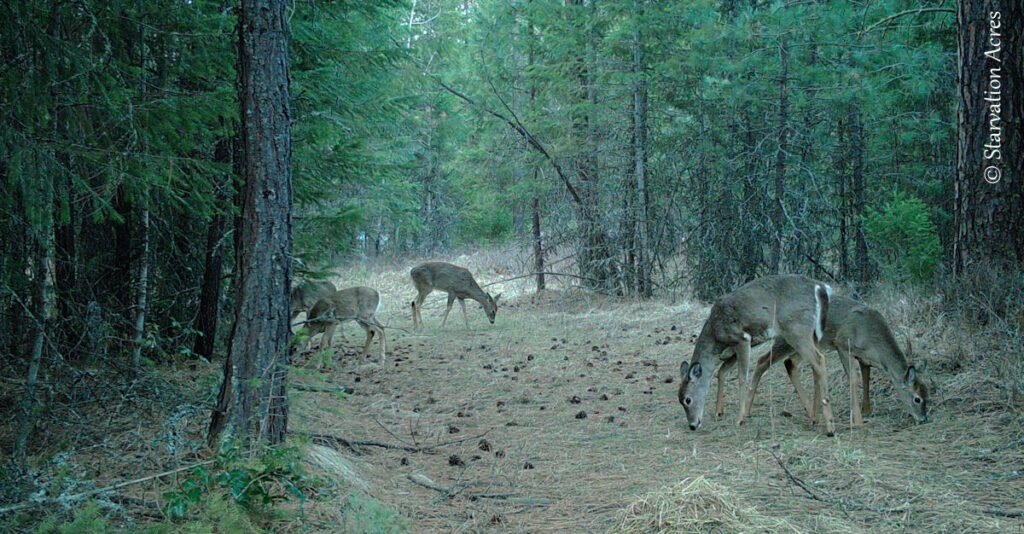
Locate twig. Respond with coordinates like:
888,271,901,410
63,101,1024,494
407,473,551,506
374,415,418,447
304,432,423,453
481,271,604,288
974,508,1024,519
862,7,954,35
303,427,495,456
769,449,908,515
431,427,494,449
290,383,353,394
0,460,215,516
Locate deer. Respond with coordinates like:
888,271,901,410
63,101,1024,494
290,280,337,322
410,262,501,330
716,295,929,425
304,286,386,364
677,274,836,436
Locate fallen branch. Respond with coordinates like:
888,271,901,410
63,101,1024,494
770,449,908,515
481,271,605,288
291,383,353,395
302,427,494,455
304,432,423,453
407,473,551,506
0,460,215,516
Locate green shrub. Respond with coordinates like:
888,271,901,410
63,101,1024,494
340,493,408,534
863,191,942,283
160,443,315,528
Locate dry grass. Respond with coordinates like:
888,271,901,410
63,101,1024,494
611,477,798,533
281,250,1024,532
4,249,1023,533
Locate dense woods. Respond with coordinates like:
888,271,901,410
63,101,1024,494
1,0,1021,530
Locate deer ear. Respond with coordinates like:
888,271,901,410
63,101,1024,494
493,293,502,304
688,362,703,380
905,365,917,385
680,361,689,378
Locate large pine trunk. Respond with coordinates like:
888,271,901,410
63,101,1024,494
954,0,1022,270
208,0,294,447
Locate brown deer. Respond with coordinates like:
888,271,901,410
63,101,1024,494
305,286,386,363
410,262,500,330
678,275,836,435
290,280,337,322
719,295,929,425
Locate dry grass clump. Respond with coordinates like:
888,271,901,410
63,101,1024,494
611,477,798,534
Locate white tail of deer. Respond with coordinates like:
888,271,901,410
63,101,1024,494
306,286,386,364
677,275,836,435
410,262,501,330
732,295,928,425
290,280,337,322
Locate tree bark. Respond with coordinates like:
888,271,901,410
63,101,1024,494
208,0,294,448
193,133,234,361
130,201,150,370
533,196,545,291
851,110,869,283
15,167,56,464
955,0,1023,271
631,1,652,297
770,36,788,275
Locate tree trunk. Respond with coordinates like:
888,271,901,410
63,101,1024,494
532,196,545,291
571,0,616,292
208,0,294,448
851,110,869,283
631,1,652,298
955,0,1023,271
15,168,56,464
130,201,150,370
193,133,234,361
770,36,788,275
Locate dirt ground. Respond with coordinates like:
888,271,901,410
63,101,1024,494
286,255,1024,533
6,252,1021,533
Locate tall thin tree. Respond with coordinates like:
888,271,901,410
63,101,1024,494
208,0,294,447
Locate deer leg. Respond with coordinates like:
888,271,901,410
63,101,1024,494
734,335,753,426
440,294,455,327
458,298,470,330
836,346,863,425
746,343,790,416
859,361,872,416
322,322,338,349
716,355,736,419
359,324,374,358
412,289,430,330
374,320,386,364
797,340,835,436
783,354,813,420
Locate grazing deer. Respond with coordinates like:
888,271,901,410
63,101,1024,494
290,280,337,322
725,295,928,425
410,262,501,330
678,275,836,435
305,286,386,363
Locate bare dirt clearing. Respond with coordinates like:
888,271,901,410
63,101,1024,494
289,259,1024,533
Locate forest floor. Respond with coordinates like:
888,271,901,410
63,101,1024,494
4,249,1023,533
286,250,1024,533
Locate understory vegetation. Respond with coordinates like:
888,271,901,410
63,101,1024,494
2,0,1021,531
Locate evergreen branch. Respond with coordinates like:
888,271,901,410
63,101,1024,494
862,7,955,35
429,75,582,205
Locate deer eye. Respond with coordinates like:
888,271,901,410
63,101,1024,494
913,396,922,404
683,397,692,407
